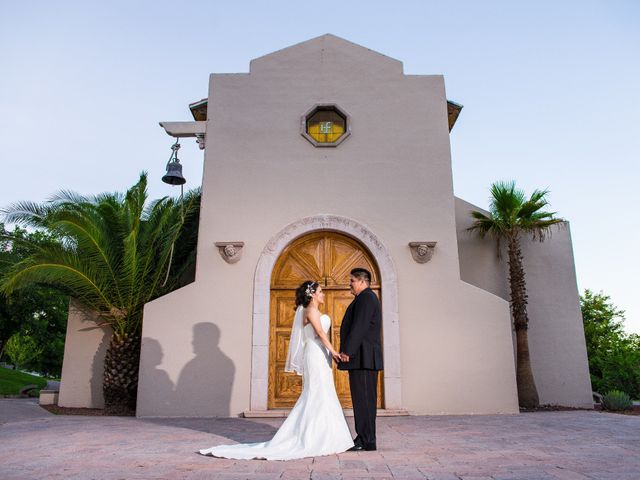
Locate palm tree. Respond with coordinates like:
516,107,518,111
467,181,564,408
0,172,200,412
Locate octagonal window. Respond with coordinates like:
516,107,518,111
301,104,350,147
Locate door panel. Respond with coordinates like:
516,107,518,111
268,291,301,408
268,231,383,409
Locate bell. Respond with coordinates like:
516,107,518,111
162,160,186,185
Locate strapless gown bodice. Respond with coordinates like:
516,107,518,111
303,314,331,339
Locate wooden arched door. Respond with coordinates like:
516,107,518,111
268,231,383,409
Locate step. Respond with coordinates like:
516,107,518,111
243,408,409,418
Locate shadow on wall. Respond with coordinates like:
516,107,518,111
70,301,111,410
88,332,110,408
143,338,175,412
175,323,236,416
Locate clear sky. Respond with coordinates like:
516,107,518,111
1,1,639,332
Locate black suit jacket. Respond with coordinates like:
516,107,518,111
337,288,383,371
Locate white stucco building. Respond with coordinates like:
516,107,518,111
59,35,593,417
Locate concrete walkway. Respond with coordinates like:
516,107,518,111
0,398,53,423
0,400,638,480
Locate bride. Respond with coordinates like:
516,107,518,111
199,280,354,460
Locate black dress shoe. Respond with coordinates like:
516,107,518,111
348,443,376,451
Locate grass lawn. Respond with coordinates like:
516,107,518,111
0,367,48,395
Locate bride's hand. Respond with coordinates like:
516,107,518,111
331,351,342,363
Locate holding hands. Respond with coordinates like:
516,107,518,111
331,352,350,363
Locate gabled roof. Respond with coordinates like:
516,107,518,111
190,35,463,130
249,33,403,75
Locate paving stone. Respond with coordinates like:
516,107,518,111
367,463,392,474
311,473,342,480
545,467,594,479
1,404,640,479
388,464,427,478
491,474,557,480
420,473,462,480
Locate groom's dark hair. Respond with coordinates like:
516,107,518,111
350,268,371,284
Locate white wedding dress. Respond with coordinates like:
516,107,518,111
199,313,354,460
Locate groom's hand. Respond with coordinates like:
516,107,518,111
340,353,350,362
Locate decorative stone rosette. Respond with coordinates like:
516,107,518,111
408,242,436,264
215,242,244,264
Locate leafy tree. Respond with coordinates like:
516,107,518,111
4,332,43,370
581,289,640,399
0,173,200,412
0,224,68,376
467,181,564,408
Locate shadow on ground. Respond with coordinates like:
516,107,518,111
140,416,278,442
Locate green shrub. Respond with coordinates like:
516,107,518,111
602,390,632,411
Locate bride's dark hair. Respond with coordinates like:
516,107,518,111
294,281,319,309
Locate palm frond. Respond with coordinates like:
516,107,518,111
1,252,113,313
48,213,124,304
1,201,55,228
489,180,525,225
1,171,200,334
468,180,563,254
142,192,200,304
47,189,89,205
529,219,565,242
466,211,495,238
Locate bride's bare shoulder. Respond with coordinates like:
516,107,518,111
304,306,320,324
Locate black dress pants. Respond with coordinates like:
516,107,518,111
348,369,378,448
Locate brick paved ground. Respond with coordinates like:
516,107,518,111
1,399,638,479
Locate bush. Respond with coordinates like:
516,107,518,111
602,390,632,411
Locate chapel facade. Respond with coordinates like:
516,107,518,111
59,35,593,416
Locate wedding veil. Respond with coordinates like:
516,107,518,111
285,305,305,376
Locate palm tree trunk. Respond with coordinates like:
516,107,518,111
103,330,140,413
507,234,540,408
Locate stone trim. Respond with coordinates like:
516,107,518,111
250,214,403,411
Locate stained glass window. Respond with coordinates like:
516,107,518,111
306,109,346,144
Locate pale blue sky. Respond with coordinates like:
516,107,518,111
1,1,639,332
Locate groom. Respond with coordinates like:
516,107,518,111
338,268,383,451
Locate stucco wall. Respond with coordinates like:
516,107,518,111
455,197,593,407
138,35,519,416
58,298,110,408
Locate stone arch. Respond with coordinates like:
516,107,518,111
250,214,402,412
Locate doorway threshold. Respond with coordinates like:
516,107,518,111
243,408,409,418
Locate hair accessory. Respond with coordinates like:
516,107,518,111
305,282,316,298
